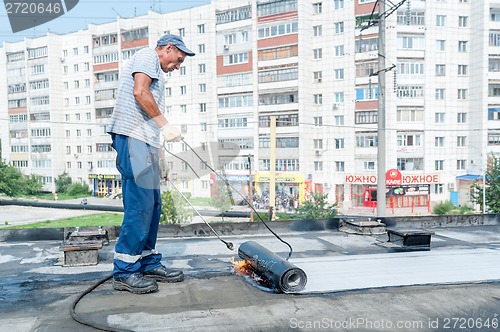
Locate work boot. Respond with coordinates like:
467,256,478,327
113,272,159,294
144,265,184,283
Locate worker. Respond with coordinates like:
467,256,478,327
107,34,195,294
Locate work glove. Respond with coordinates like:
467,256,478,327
160,124,182,142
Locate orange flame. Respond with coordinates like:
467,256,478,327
231,257,253,275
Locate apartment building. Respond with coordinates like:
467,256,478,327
1,0,499,213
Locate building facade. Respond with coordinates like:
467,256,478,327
1,0,500,213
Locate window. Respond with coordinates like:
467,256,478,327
436,64,446,76
457,112,467,123
435,89,445,100
165,87,172,97
335,45,344,56
457,136,467,147
457,160,466,170
434,160,444,171
356,134,378,147
458,41,468,52
334,22,344,34
224,52,249,65
458,89,468,100
313,25,322,36
458,65,468,76
334,69,344,80
436,40,446,51
434,184,444,194
398,35,425,50
198,24,205,34
199,63,206,74
314,71,323,82
313,48,322,59
313,2,322,14
73,64,79,72
397,158,423,171
356,111,378,124
335,138,345,149
31,64,45,75
178,28,185,37
200,103,207,113
436,15,446,26
314,139,323,149
199,83,206,93
180,105,187,113
198,44,206,54
314,116,323,126
364,161,376,171
74,80,79,88
397,108,423,121
335,115,344,126
335,161,345,172
459,16,468,27
180,67,186,76
180,86,187,95
335,92,344,103
314,94,322,104
397,133,421,147
435,113,445,123
314,161,323,171
334,0,344,9
241,31,249,42
84,46,89,53
435,136,445,147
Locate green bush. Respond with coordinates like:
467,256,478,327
66,182,91,196
432,201,456,215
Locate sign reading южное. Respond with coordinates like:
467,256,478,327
345,169,440,185
4,0,79,33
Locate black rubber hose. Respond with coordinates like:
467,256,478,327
70,274,133,332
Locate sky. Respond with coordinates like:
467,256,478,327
0,0,211,44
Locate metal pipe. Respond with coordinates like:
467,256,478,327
238,241,307,293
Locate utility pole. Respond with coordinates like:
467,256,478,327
269,115,277,220
248,154,254,221
376,0,387,217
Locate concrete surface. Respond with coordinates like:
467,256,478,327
1,221,500,331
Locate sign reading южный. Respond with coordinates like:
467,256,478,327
345,169,440,185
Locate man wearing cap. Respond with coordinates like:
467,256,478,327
107,34,195,294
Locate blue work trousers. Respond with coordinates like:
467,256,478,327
111,134,162,278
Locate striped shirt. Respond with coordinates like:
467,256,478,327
107,48,165,148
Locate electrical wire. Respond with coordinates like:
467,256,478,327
165,138,294,260
69,274,133,332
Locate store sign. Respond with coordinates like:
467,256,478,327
226,175,249,182
88,174,118,180
387,185,430,196
345,171,439,184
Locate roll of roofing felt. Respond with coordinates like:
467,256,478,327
238,241,307,293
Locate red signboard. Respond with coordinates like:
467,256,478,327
385,169,402,186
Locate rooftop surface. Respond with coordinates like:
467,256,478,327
0,204,499,331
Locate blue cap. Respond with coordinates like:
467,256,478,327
157,34,195,56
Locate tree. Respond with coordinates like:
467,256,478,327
0,160,42,197
54,172,72,193
0,160,26,197
160,190,193,224
471,154,500,213
296,191,338,220
210,180,232,222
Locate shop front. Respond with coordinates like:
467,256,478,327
345,169,438,210
89,173,121,197
253,172,305,203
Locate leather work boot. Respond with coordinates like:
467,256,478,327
144,265,185,283
113,272,159,294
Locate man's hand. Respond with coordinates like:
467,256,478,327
160,124,182,142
